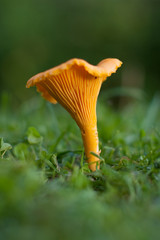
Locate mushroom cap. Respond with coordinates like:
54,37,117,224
26,58,122,105
26,58,122,88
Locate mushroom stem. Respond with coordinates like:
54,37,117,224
81,126,100,171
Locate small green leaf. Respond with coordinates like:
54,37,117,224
90,152,105,162
27,127,43,144
139,129,146,139
0,137,12,157
51,154,59,167
13,143,29,160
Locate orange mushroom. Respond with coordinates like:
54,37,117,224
26,58,122,171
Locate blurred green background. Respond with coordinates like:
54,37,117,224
0,0,160,104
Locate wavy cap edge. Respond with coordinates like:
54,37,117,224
26,58,122,88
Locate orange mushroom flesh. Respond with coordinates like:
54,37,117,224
26,58,122,171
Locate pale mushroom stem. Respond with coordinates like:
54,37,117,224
81,126,100,171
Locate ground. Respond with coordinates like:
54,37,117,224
0,92,160,240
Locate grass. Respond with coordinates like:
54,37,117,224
0,91,160,240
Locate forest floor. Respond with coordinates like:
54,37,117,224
0,92,160,240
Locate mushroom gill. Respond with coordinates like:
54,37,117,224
26,58,122,171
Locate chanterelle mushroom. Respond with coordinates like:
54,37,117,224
26,58,122,171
